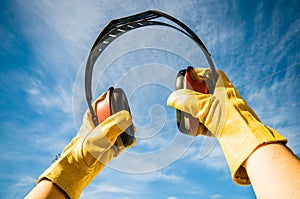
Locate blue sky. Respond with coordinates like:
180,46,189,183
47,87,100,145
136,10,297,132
0,0,299,198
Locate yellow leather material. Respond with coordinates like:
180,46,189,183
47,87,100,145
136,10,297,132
167,69,287,185
37,92,134,199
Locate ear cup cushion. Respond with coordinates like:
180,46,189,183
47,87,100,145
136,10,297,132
110,88,135,147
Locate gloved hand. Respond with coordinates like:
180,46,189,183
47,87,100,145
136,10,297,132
37,91,135,199
167,68,287,185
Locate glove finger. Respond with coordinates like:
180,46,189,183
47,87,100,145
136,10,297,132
96,110,133,144
84,110,132,152
125,136,136,148
85,144,124,172
167,89,214,119
82,110,132,166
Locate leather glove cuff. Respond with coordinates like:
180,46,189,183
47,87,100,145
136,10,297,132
37,144,104,199
218,103,287,185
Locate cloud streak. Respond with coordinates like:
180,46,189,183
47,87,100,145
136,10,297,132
1,1,299,199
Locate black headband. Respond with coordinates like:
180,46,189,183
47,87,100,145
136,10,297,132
84,10,218,126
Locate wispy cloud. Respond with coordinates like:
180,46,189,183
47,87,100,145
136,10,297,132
107,131,196,173
25,75,74,115
85,183,133,194
240,62,300,154
210,194,222,199
16,0,100,65
0,174,36,199
10,175,35,189
167,197,179,199
183,138,229,173
2,1,299,199
0,25,19,56
80,166,206,198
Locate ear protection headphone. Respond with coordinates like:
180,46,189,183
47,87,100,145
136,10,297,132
84,10,218,146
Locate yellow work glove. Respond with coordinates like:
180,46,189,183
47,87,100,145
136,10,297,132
167,68,287,185
37,91,135,199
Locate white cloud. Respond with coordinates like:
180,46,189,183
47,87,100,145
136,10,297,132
80,169,188,199
83,166,207,198
2,1,298,199
16,0,99,64
11,175,36,188
89,183,132,193
210,194,222,199
186,140,229,172
106,132,195,173
142,171,183,183
107,168,185,184
229,61,300,157
81,183,133,199
25,75,73,115
117,197,132,199
167,197,178,199
3,175,36,199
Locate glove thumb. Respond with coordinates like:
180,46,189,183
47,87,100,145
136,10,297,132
167,89,218,130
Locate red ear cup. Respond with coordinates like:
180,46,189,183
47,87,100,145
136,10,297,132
186,66,209,93
175,67,210,136
96,87,113,124
96,87,135,147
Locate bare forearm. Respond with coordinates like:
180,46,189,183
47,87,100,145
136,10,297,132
25,180,68,199
245,143,300,199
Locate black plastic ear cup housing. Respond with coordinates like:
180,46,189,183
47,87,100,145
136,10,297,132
176,69,193,135
175,68,210,136
110,88,135,147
